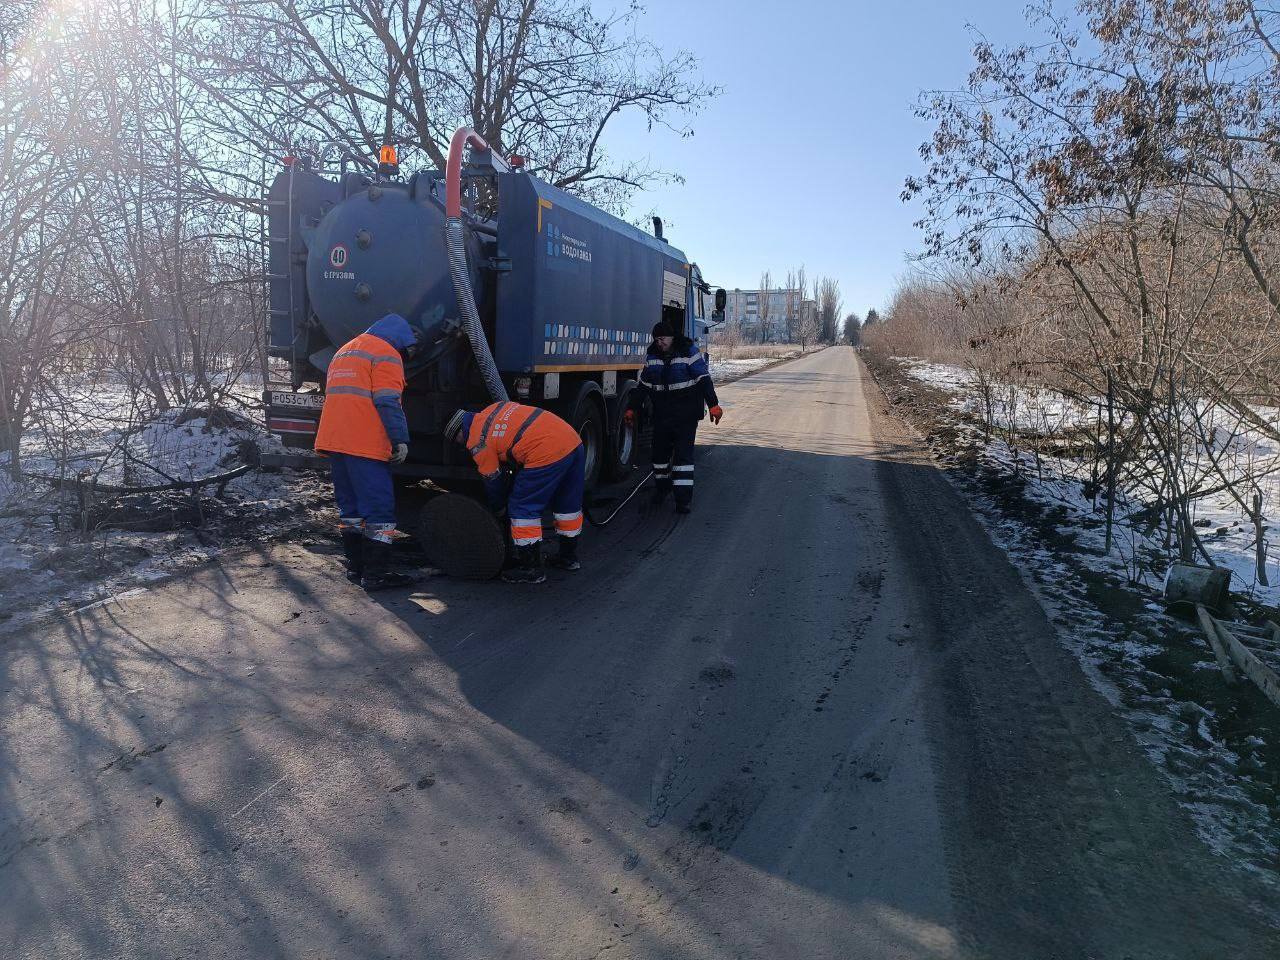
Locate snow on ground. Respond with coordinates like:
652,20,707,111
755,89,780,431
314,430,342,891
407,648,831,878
907,359,1097,435
710,357,777,380
977,434,1280,608
948,451,1280,883
896,360,978,395
899,358,1280,606
710,346,824,384
14,371,271,482
0,373,325,633
886,355,1280,885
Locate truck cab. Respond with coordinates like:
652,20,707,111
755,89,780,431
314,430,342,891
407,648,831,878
688,263,721,359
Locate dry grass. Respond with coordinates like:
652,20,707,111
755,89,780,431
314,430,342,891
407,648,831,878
708,343,818,361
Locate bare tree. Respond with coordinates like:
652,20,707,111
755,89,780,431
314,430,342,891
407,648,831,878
795,265,809,345
199,0,715,212
888,0,1280,581
815,276,842,344
797,300,821,351
783,270,798,344
718,301,744,357
0,0,716,494
0,8,105,477
757,270,773,344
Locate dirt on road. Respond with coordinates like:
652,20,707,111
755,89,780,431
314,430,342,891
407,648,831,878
2,347,1277,959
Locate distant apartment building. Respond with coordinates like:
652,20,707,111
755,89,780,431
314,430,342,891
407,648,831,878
721,288,815,342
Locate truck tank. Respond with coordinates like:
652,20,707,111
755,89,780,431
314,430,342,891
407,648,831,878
264,133,723,561
302,175,485,366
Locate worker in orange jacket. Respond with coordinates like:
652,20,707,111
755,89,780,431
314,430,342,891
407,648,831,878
315,313,420,591
445,401,584,584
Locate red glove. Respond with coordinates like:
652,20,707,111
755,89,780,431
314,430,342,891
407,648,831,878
709,405,723,425
623,409,636,427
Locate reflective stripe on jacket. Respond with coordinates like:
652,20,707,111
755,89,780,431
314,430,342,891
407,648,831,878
636,336,719,421
314,332,406,460
462,402,581,481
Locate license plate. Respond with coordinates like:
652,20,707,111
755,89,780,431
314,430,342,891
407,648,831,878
271,391,324,410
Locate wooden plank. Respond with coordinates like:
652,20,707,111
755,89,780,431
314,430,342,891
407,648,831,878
1231,622,1273,638
1218,620,1280,651
1241,633,1280,651
1196,604,1238,684
1242,641,1280,668
1240,635,1280,654
1249,655,1280,675
1212,616,1280,709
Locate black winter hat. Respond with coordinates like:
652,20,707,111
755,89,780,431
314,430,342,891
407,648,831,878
652,321,675,338
444,409,468,443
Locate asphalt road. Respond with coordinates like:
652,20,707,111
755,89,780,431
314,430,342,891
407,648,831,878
3,346,1277,959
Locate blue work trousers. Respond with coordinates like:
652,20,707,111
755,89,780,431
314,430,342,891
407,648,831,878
506,446,586,545
330,452,397,542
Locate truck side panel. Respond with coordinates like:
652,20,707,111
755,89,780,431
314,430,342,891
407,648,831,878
495,174,689,374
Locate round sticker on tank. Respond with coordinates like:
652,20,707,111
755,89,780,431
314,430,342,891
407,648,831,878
329,244,348,268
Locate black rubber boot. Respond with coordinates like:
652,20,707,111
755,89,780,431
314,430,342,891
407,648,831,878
360,538,414,591
548,535,581,571
502,544,547,584
675,502,692,515
340,530,364,583
651,484,670,506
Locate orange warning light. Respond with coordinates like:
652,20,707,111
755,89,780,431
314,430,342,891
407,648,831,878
379,145,398,167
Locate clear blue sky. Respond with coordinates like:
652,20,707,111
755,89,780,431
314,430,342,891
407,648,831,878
597,0,1034,318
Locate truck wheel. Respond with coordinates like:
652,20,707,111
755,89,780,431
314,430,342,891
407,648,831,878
566,389,605,491
606,380,638,479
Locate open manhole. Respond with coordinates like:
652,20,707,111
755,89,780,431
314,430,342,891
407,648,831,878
416,493,508,580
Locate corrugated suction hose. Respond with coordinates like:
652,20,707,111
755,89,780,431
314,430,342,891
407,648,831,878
446,216,507,403
444,127,508,405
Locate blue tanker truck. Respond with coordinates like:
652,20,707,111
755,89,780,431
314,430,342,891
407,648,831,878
262,130,725,503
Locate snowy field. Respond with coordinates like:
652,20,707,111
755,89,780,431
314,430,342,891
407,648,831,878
709,345,824,383
0,373,323,631
885,356,1280,879
902,359,1280,606
709,357,779,380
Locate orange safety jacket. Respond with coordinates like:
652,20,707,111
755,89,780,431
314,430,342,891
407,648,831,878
314,333,406,461
463,402,581,481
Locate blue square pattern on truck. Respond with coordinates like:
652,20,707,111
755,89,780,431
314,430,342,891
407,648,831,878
496,172,690,373
541,326,648,360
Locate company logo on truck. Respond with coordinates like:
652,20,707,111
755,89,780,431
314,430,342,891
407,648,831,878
546,223,592,263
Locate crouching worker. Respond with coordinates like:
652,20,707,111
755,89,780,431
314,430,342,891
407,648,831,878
314,313,419,591
445,402,584,584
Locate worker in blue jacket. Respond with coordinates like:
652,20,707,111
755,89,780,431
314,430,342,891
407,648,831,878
626,321,723,513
